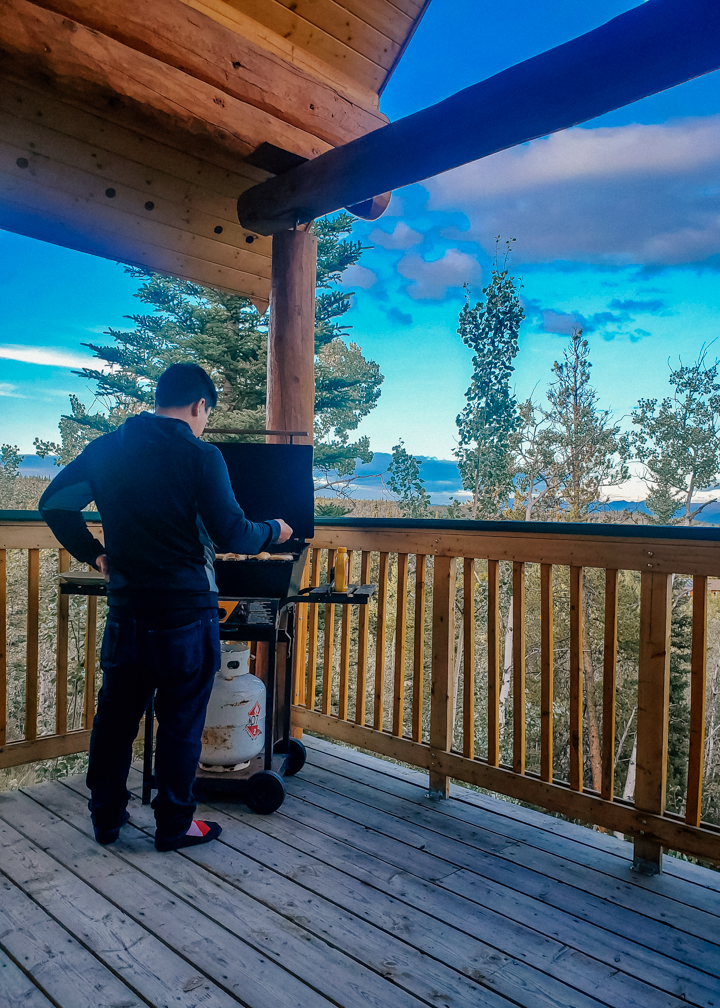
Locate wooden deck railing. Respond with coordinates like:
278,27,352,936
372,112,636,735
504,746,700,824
3,512,720,873
0,512,104,772
295,518,720,874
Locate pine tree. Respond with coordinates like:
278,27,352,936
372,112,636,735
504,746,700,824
510,398,560,520
454,244,524,518
631,354,720,525
543,329,629,520
387,441,431,518
0,444,22,507
36,214,383,475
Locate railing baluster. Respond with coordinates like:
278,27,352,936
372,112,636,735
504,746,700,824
411,554,426,742
487,558,500,766
463,558,475,759
429,555,456,797
392,553,408,736
634,571,672,874
321,549,336,715
540,563,553,782
25,548,40,742
338,550,353,721
686,575,708,827
355,551,371,725
292,551,310,707
83,593,98,730
602,569,619,801
0,548,6,747
569,565,584,791
56,549,70,736
512,561,526,775
373,552,389,731
306,549,320,711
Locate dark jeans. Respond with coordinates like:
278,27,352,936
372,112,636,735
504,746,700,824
87,607,220,841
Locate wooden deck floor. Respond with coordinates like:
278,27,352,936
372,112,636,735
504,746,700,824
1,737,719,1008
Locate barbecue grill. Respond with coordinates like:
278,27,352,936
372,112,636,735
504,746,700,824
59,435,375,815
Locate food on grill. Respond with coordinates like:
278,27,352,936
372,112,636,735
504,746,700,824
215,551,295,561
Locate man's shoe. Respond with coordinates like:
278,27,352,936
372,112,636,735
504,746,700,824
94,810,130,845
155,820,222,852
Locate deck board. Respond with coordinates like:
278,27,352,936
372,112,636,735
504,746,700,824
0,737,717,1008
304,737,720,901
287,759,720,942
0,949,59,1008
306,736,720,894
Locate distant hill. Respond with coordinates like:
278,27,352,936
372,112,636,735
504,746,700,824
20,453,720,524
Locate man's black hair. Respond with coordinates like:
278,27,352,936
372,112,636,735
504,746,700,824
155,363,218,409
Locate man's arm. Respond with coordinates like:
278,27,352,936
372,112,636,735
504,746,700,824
198,449,286,554
38,454,105,566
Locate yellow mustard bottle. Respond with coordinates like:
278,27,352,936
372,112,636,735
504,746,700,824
334,547,348,593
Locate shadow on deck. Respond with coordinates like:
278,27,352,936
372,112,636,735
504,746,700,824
1,736,719,1008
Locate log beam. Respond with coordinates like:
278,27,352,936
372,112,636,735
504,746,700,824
27,0,387,148
0,0,331,171
237,0,720,234
266,229,317,446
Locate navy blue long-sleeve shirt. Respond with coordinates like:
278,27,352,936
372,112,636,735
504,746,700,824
39,412,280,609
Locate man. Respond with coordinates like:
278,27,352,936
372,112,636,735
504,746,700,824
39,363,292,851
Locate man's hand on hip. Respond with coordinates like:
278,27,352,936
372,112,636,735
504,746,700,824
96,554,110,581
274,520,293,544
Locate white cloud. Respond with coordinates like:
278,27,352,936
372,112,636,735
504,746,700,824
341,264,377,290
425,116,720,267
0,345,94,368
397,248,481,300
369,222,424,250
0,382,27,398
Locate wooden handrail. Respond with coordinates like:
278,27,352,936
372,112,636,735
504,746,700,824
293,520,720,874
3,513,720,873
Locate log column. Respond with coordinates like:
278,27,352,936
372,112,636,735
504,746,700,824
267,228,317,445
268,228,316,740
634,572,672,875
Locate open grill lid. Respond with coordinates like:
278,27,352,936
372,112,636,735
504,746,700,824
213,442,314,601
216,442,314,552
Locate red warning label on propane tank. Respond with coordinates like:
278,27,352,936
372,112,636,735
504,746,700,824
246,702,262,738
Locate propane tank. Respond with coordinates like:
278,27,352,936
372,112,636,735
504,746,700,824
200,643,266,767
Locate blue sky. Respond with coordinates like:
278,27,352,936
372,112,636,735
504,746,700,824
2,1,720,500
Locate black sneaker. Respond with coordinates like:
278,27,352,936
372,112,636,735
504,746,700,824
94,810,130,845
155,820,222,852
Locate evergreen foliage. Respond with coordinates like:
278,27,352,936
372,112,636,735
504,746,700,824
35,214,383,479
631,354,720,524
314,500,354,518
387,440,431,518
542,330,629,520
454,244,524,518
0,444,22,507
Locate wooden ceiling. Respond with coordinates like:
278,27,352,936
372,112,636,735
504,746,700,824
186,0,430,100
0,0,428,303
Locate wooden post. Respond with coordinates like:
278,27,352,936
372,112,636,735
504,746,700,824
634,572,672,875
686,576,708,826
0,549,6,748
56,549,70,736
512,561,526,774
601,569,619,801
429,556,456,798
268,228,316,739
569,566,584,792
486,559,500,766
26,549,40,742
540,564,554,783
411,554,427,742
266,228,317,445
